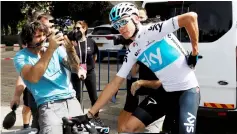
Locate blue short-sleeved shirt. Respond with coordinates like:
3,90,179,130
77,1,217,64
13,46,76,106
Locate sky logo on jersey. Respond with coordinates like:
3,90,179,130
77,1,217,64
148,22,163,32
137,39,180,72
123,48,131,62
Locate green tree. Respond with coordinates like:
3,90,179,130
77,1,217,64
20,1,52,22
51,1,113,27
1,1,52,35
1,1,23,35
1,1,118,35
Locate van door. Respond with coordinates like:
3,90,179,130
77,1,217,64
143,1,236,109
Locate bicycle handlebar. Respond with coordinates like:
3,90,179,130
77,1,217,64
62,117,74,125
62,117,98,134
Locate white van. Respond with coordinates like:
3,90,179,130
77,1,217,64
143,1,237,132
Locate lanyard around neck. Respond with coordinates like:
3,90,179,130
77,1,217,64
77,39,87,64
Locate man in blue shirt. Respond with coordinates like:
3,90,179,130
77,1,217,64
13,21,85,134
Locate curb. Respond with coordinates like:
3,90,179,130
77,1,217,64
2,58,13,60
1,44,21,52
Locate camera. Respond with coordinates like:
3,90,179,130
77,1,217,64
53,16,82,41
53,16,72,33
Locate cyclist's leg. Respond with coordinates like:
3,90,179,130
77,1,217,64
120,114,146,132
162,91,181,133
118,110,133,132
179,87,200,134
118,78,139,132
22,88,32,129
162,109,180,133
121,89,166,132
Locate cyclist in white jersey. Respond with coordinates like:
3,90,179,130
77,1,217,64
76,2,200,134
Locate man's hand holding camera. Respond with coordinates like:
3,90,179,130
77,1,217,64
48,30,65,50
63,35,76,51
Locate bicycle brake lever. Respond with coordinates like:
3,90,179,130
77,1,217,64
62,117,74,125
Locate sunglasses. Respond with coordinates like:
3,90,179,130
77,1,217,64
112,17,131,30
74,27,82,31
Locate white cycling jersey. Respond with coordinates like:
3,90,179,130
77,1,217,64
117,16,199,92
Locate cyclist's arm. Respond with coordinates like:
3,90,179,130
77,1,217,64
131,63,139,77
177,12,199,55
89,75,125,115
89,46,137,115
138,80,162,89
147,12,199,55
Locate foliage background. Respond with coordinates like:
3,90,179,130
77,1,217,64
1,1,142,45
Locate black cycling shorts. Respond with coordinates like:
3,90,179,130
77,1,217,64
23,87,37,110
124,78,159,113
23,87,30,107
132,87,183,126
123,78,139,113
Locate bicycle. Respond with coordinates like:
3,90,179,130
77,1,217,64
62,117,110,134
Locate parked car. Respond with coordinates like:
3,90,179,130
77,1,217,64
87,27,94,35
87,24,126,61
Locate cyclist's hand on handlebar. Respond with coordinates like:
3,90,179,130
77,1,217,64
71,114,91,124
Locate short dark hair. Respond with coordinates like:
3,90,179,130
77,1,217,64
20,21,49,46
37,13,54,21
29,10,53,22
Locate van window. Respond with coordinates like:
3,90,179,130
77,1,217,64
144,1,233,42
